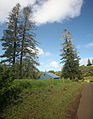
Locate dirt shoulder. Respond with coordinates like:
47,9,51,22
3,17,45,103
66,90,82,119
77,83,93,119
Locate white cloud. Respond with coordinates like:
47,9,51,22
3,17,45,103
33,0,84,25
77,42,93,49
36,47,52,56
0,0,36,22
50,61,60,68
40,62,49,68
80,58,93,66
45,52,52,56
85,42,93,48
39,61,61,71
0,0,83,24
27,46,51,56
36,47,44,55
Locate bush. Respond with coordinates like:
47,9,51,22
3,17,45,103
80,66,93,77
0,65,15,108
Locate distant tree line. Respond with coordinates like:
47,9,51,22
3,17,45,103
80,65,93,77
48,65,93,78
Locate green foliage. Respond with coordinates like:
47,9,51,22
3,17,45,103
87,59,92,66
21,57,39,79
80,66,93,77
19,6,39,78
0,64,14,107
0,4,39,79
0,3,21,65
55,71,61,76
48,70,61,76
48,70,55,74
12,79,51,90
60,29,82,80
92,59,93,65
89,79,93,82
1,79,84,119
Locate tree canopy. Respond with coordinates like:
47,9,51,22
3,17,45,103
0,3,39,79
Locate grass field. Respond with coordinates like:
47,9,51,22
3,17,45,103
1,79,84,119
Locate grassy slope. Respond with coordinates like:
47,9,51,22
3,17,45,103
2,79,84,119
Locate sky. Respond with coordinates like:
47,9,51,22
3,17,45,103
0,0,93,71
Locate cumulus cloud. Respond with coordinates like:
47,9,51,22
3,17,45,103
36,47,52,56
40,62,49,69
39,61,61,71
0,0,83,24
50,61,60,68
36,47,44,55
33,0,84,24
27,46,52,56
0,0,36,22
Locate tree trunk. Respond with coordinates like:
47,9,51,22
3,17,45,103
20,20,27,79
13,19,17,75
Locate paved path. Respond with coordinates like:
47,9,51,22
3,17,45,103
77,83,93,119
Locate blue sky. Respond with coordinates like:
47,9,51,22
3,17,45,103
0,0,93,71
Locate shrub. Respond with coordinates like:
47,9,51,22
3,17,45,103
0,65,15,108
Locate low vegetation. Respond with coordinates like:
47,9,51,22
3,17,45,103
48,66,93,79
80,66,93,77
0,79,84,119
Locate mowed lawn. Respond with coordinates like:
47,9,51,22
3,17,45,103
2,79,84,119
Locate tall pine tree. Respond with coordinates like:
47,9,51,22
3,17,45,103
60,29,82,80
19,6,39,78
0,4,39,79
87,59,92,66
92,59,93,65
0,3,21,65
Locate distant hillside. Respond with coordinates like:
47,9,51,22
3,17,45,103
39,66,93,79
80,66,93,77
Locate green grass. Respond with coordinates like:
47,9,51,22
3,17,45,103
89,78,93,82
84,77,93,82
2,79,84,119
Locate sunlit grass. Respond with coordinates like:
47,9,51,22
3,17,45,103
2,79,84,119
